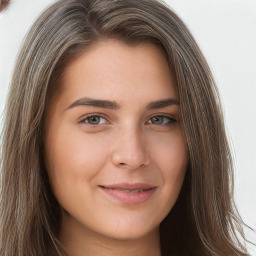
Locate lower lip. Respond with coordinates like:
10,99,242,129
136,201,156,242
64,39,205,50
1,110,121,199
100,187,156,205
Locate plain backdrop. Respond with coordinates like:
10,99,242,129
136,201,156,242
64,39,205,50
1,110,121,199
0,0,255,253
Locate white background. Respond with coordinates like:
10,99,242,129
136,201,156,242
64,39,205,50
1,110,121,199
0,0,255,253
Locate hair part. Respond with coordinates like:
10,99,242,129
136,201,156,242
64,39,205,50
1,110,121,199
0,0,250,255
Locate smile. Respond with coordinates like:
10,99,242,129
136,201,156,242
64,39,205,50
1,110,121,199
99,183,157,205
115,188,147,193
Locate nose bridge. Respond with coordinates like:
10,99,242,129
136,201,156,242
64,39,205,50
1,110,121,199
111,123,150,169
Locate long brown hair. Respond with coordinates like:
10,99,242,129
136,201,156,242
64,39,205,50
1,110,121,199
0,0,250,255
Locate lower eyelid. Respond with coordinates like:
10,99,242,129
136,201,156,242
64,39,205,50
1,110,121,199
78,114,176,126
147,115,176,125
79,115,108,125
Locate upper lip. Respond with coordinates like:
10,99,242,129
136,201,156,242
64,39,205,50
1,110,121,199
99,183,156,190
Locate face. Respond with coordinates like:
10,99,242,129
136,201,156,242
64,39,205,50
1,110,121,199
44,40,187,241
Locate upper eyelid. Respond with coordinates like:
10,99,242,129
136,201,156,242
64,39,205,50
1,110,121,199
78,112,177,123
78,113,109,123
146,115,176,124
147,113,177,120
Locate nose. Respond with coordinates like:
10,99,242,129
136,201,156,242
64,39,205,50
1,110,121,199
111,127,150,170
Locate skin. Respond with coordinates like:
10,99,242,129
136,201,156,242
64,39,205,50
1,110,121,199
44,39,188,256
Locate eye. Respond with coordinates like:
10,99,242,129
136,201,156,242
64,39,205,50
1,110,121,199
147,115,176,125
81,115,107,125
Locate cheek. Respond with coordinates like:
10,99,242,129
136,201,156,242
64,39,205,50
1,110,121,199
152,130,187,197
44,123,111,196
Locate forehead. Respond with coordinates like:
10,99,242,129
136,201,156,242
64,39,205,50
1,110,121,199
57,39,177,107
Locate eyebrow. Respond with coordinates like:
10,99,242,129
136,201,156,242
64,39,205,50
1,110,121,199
147,98,179,109
67,97,120,110
66,97,179,110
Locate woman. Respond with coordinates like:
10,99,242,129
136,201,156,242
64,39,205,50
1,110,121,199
0,0,250,255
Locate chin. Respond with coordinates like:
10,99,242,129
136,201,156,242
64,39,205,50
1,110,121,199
98,220,159,241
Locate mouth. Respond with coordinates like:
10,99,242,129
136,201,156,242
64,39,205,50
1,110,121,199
99,183,157,205
111,188,150,193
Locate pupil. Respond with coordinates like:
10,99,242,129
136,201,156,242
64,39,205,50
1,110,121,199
152,116,163,124
89,116,99,124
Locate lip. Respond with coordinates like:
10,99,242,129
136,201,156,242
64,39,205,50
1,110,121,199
99,183,157,206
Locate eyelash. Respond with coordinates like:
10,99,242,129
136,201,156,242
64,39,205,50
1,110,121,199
79,115,108,126
146,115,176,125
79,113,176,126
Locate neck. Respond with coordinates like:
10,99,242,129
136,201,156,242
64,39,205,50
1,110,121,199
59,213,161,256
